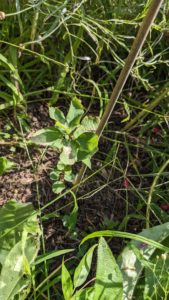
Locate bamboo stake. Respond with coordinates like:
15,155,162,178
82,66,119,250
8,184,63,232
74,0,164,191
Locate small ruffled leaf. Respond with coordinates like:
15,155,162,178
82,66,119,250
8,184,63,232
50,169,60,181
52,181,65,194
66,97,84,129
73,116,100,139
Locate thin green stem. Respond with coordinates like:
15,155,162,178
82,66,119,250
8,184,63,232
146,159,169,228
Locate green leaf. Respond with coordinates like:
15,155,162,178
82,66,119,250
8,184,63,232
82,157,92,169
63,192,78,233
80,230,169,253
0,157,15,175
0,53,16,72
66,97,84,128
0,200,41,300
73,116,100,139
49,107,66,124
77,133,98,153
64,172,75,183
62,260,73,300
52,181,65,194
73,287,95,300
0,200,38,234
76,132,98,162
93,237,123,300
74,244,97,289
50,169,60,181
49,107,70,134
57,162,70,171
117,222,169,300
31,127,63,146
34,249,74,265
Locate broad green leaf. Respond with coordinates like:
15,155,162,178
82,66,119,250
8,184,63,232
34,249,74,265
144,253,169,299
76,133,98,161
117,223,169,300
52,181,65,194
77,132,98,152
66,97,84,128
73,287,95,300
0,200,37,234
0,200,41,300
0,157,15,175
60,141,78,165
49,107,66,124
31,127,63,146
62,260,73,300
73,116,100,139
74,244,97,289
93,237,123,300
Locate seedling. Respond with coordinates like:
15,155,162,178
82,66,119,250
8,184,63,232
31,97,100,193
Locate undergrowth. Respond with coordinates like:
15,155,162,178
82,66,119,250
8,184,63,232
0,0,169,299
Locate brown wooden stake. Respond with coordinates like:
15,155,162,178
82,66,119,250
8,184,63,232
74,0,164,192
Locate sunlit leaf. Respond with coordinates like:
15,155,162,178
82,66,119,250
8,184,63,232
49,107,66,124
34,249,74,265
93,237,123,300
0,157,15,176
62,260,73,300
52,181,65,194
66,97,84,128
0,200,41,300
76,132,98,162
31,127,63,146
73,287,95,300
117,222,169,300
80,230,169,253
74,244,97,289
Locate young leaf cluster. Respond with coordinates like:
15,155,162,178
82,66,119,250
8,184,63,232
31,98,99,193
